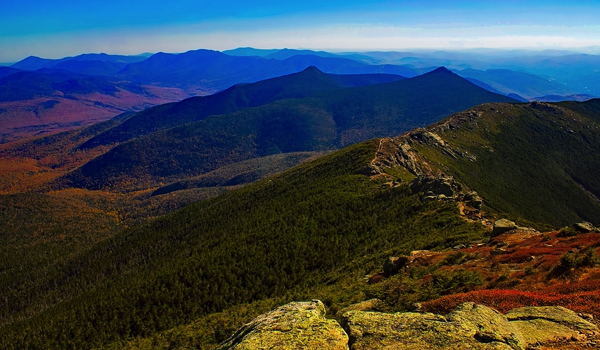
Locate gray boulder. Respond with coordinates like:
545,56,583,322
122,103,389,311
574,222,596,233
465,191,483,210
492,219,518,236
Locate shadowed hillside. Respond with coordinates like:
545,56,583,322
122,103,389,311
368,99,600,226
79,67,406,149
61,67,516,191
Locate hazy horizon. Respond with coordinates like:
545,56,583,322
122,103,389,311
2,0,600,63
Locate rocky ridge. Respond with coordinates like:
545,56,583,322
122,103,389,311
367,107,484,178
365,102,600,232
366,129,486,227
221,300,598,350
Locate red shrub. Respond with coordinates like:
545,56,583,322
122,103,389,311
541,279,600,294
564,234,600,247
497,247,561,264
421,289,600,316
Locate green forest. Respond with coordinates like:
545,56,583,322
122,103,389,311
0,140,489,349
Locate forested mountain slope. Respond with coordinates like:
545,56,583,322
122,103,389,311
78,66,401,148
61,67,516,191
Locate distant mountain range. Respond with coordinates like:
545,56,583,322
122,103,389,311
54,66,516,191
3,48,598,143
112,49,421,94
10,53,149,74
456,68,577,99
9,49,421,94
9,49,600,99
78,66,407,149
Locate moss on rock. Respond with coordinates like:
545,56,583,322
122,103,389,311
505,306,598,345
222,301,599,350
447,302,525,350
341,305,516,350
220,300,348,350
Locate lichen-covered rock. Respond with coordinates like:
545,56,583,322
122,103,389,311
509,319,582,345
447,302,525,350
574,222,596,233
220,300,348,350
505,306,598,345
336,299,383,317
492,219,518,236
505,306,597,331
341,303,518,350
222,301,599,350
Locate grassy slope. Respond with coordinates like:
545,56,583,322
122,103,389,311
0,140,487,350
100,100,600,350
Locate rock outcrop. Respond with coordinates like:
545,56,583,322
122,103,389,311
220,300,348,350
410,175,462,201
366,131,487,223
505,306,597,345
222,301,598,350
464,191,483,210
492,219,518,236
368,136,434,177
368,126,479,179
574,222,599,233
342,304,518,350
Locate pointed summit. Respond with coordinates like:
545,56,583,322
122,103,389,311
431,66,452,74
409,66,474,85
301,65,323,73
408,66,459,82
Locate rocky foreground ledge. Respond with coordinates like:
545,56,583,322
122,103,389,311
220,300,598,350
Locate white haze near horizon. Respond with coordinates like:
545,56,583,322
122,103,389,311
2,20,600,64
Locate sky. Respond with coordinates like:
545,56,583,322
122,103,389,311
2,0,600,63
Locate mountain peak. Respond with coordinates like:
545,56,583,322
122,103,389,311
430,66,452,74
412,66,457,80
301,65,324,73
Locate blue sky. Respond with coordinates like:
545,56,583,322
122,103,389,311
2,0,600,62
